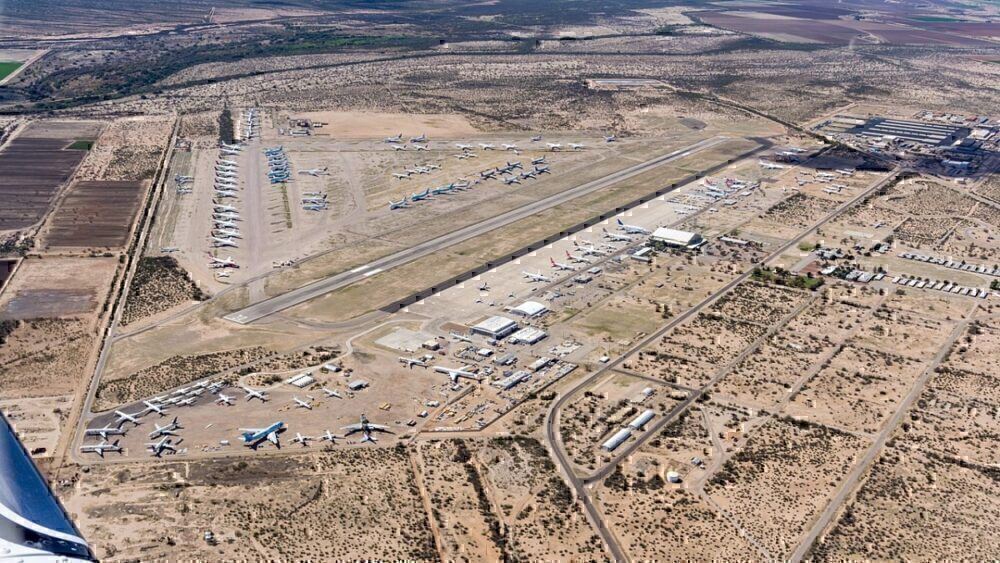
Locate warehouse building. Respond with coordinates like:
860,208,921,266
471,315,519,339
649,227,705,250
509,326,547,345
509,300,549,318
602,427,632,451
851,117,970,146
628,409,656,430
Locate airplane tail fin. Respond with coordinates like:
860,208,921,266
617,218,624,226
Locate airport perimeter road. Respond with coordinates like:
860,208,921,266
543,168,902,562
224,136,734,324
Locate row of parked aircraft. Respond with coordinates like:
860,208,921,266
519,219,646,283
388,157,552,210
242,108,259,141
209,143,244,274
265,146,290,184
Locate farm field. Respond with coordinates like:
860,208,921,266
43,180,147,248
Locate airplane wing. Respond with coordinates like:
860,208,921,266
341,424,363,433
369,424,391,431
266,431,279,445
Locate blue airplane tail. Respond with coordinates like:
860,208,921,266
617,218,624,226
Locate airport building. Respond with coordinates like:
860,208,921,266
509,326,547,345
649,227,705,250
628,409,656,430
509,300,549,318
850,117,970,147
471,315,519,340
602,427,632,452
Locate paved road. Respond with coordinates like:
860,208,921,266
224,136,733,324
543,168,902,561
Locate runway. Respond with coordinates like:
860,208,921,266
225,135,735,324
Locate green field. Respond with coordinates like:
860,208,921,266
67,140,94,150
0,62,22,80
910,15,965,22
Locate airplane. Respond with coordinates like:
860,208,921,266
80,440,122,458
341,414,392,443
456,143,472,150
148,417,182,439
602,228,634,242
240,421,285,449
321,387,343,399
531,156,547,165
434,365,481,383
146,437,177,457
176,397,197,407
390,144,406,151
604,134,617,142
550,257,574,271
388,198,409,210
410,189,431,202
293,397,313,410
503,144,519,151
519,171,537,180
303,204,326,212
221,142,242,151
569,143,585,150
212,237,239,248
263,146,284,153
565,251,592,264
534,165,551,175
299,168,329,176
759,160,785,170
547,143,563,151
220,148,240,155
213,191,238,199
320,430,339,442
384,133,403,143
291,432,314,447
531,135,543,142
214,204,238,212
399,357,428,368
507,161,523,170
393,172,411,179
502,176,521,185
575,241,607,256
478,281,490,291
84,425,127,440
242,386,269,402
209,256,238,269
617,218,650,235
450,331,473,343
480,170,496,179
411,133,428,143
141,401,168,417
213,229,242,239
523,271,553,283
411,144,428,151
216,393,235,406
479,143,495,150
175,174,194,182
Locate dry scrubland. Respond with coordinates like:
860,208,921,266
62,447,436,560
417,437,604,561
73,116,172,182
0,318,93,398
120,256,205,326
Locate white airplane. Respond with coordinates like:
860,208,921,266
519,171,537,180
603,228,634,242
759,160,785,170
242,386,269,402
146,436,177,457
617,218,650,235
434,365,481,383
299,167,329,176
209,256,238,269
411,133,428,143
213,229,242,239
547,143,563,151
84,425,127,440
141,401,168,416
450,331,473,343
569,143,585,150
320,430,338,442
384,133,403,143
239,421,284,449
291,432,314,447
399,357,428,368
148,417,182,439
293,397,313,410
531,156,547,165
393,172,411,179
176,397,197,407
221,142,241,151
216,393,235,405
411,144,428,151
321,387,342,399
456,143,473,150
502,176,521,185
175,174,194,182
604,134,617,142
214,203,238,212
114,410,142,426
479,143,495,150
213,191,238,199
221,148,240,156
80,440,122,458
550,257,574,271
503,143,519,151
565,250,592,264
390,144,406,151
389,197,409,210
575,242,607,256
341,414,391,443
523,271,552,283
212,237,239,248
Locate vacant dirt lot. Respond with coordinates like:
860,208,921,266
43,181,146,248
